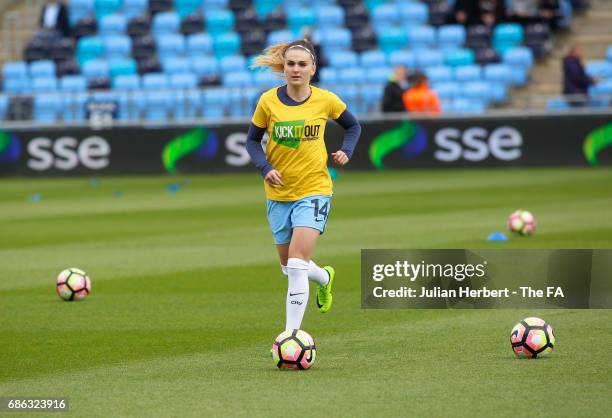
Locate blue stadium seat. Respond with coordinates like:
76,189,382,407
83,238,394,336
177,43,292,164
104,35,132,59
399,2,428,24
34,94,61,122
3,61,28,79
29,60,56,78
228,88,247,118
489,82,508,103
484,63,513,84
144,90,174,121
503,47,534,70
175,0,202,18
585,61,612,78
388,50,416,68
437,25,466,48
190,55,219,76
162,56,191,74
408,26,436,50
366,67,392,84
82,59,110,80
3,78,29,93
607,45,612,62
493,23,524,54
157,34,187,60
444,48,475,67
327,50,358,68
223,71,252,88
109,58,138,77
371,4,399,30
267,30,294,47
170,73,198,89
454,65,481,82
116,90,144,120
76,36,105,65
360,50,387,68
153,12,181,35
202,88,229,118
378,27,408,54
462,81,490,102
61,75,88,91
426,66,453,83
319,67,338,84
99,13,127,35
142,73,169,90
315,28,352,52
94,0,121,20
432,82,461,100
287,8,316,33
254,71,282,89
62,92,88,121
205,9,235,35
212,32,241,58
589,79,612,95
113,74,141,90
361,84,383,112
220,55,247,73
337,68,362,85
32,77,58,92
451,98,486,113
334,85,361,113
203,0,229,9
546,98,570,110
315,5,344,28
364,0,385,12
123,0,147,19
0,94,7,119
416,50,444,68
69,0,94,26
187,33,213,55
174,89,202,119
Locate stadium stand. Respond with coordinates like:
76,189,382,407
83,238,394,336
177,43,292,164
0,0,604,122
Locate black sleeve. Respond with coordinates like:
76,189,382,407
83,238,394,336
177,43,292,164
333,109,361,160
245,123,273,177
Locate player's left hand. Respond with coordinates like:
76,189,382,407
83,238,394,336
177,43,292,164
331,150,349,166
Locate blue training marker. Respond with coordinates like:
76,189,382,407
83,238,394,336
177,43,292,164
167,183,181,193
487,232,508,242
28,193,42,202
112,190,123,197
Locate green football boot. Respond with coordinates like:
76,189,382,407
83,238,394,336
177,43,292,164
316,266,335,313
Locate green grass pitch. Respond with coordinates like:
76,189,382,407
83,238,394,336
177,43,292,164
1,168,611,417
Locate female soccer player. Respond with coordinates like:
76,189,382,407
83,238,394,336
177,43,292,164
246,39,361,331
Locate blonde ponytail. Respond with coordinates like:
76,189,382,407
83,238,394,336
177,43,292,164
251,42,289,73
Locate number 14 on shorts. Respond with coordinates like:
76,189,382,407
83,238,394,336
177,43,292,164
311,198,329,222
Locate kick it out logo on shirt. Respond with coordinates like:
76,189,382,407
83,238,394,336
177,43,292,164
272,120,321,149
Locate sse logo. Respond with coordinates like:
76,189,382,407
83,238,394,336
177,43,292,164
162,127,219,174
0,130,21,164
369,121,427,170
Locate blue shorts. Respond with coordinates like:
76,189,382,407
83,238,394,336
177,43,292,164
266,195,332,245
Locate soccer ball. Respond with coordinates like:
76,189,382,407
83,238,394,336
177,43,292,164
56,268,91,301
510,317,555,359
272,329,317,370
508,210,536,236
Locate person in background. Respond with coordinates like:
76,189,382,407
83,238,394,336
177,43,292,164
402,72,441,114
382,65,410,113
538,0,563,30
562,44,596,106
38,0,70,39
453,0,506,26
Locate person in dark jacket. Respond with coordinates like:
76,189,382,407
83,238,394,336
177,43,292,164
38,0,70,39
382,65,410,113
562,44,596,106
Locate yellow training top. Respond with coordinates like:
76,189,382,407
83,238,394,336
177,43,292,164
251,85,346,201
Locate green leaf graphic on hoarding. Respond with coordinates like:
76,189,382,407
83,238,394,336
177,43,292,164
369,121,416,170
0,130,10,152
162,128,207,174
583,122,612,166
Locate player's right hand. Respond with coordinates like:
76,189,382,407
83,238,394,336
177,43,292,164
265,169,284,187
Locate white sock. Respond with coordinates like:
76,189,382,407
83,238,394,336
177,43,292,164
281,262,329,286
308,260,329,286
285,258,309,330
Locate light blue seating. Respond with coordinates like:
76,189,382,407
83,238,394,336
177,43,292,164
462,81,491,102
0,94,7,119
399,2,428,24
162,56,191,74
82,59,110,79
69,0,94,25
589,79,612,95
315,28,351,52
76,36,104,65
187,33,213,55
416,50,444,68
287,8,316,33
60,75,88,91
547,98,570,110
388,50,416,68
426,66,453,83
174,89,202,119
228,88,247,117
371,4,399,29
175,0,202,18
503,47,534,70
493,23,524,54
219,55,247,73
327,50,358,68
202,88,229,118
116,91,144,120
437,25,466,48
190,55,219,76
444,48,475,67
432,82,461,100
489,83,508,103
157,34,186,59
585,61,612,78
366,67,391,84
145,91,174,121
607,45,612,62
451,98,485,113
32,77,58,92
267,30,294,47
378,27,408,54
254,71,282,89
408,26,436,50
94,0,121,20
123,0,147,20
223,71,252,88
203,0,229,9
34,94,61,122
99,13,127,35
3,78,29,93
170,73,198,89
62,93,88,121
205,9,235,35
319,67,338,84
3,61,28,79
454,65,481,82
29,60,56,78
113,74,141,90
153,12,181,35
142,73,169,90
361,84,383,112
104,35,132,59
334,85,361,112
315,5,344,27
109,58,137,77
212,32,241,58
337,68,362,85
360,50,387,68
484,63,513,84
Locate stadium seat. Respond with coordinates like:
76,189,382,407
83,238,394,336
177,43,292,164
432,82,460,100
73,17,98,38
50,38,76,62
352,25,377,52
360,50,387,68
109,58,138,77
174,88,202,118
493,23,524,54
428,0,452,27
137,57,162,74
175,0,201,18
69,0,94,26
408,26,436,50
585,61,612,78
475,47,501,65
99,14,127,35
319,67,338,84
466,25,492,50
366,67,392,84
316,28,352,53
503,47,534,70
144,90,174,121
190,55,219,77
444,48,475,67
34,93,61,122
104,35,132,59
169,73,198,89
94,0,121,20
186,33,213,55
262,9,287,32
223,71,252,88
266,30,293,47
76,36,105,65
388,50,416,68
60,75,88,91
153,12,181,35
607,45,612,63
546,97,570,110
203,0,229,9
212,32,241,58
181,13,205,35
202,88,229,117
162,56,191,75
149,0,174,15
241,29,266,56
29,60,56,78
62,93,88,121
454,65,481,82
484,64,513,85
399,2,428,24
116,90,144,120
3,77,30,93
315,5,344,28
127,15,152,38
287,8,316,33
220,55,247,73
157,34,187,60
361,84,383,112
24,39,48,62
327,51,358,68
378,27,408,54
461,81,490,102
235,8,257,33
142,73,169,90
489,83,508,103
334,85,361,112
82,59,110,80
124,0,148,20
32,77,58,92
371,4,399,29
113,74,141,90
0,94,9,119
57,59,80,77
252,71,278,89
337,68,362,85
416,50,444,68
3,61,28,79
345,3,368,31
88,76,112,89
437,25,466,48
451,98,485,113
228,88,247,118
205,9,236,35
426,66,453,83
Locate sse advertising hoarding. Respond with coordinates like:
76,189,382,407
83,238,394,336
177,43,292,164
0,113,611,176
